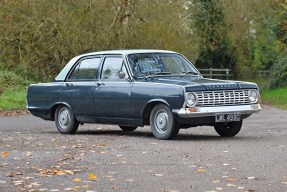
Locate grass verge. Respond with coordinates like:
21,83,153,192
261,88,287,110
0,70,30,111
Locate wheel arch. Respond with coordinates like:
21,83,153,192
50,102,72,121
141,99,171,125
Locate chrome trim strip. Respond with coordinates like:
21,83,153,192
175,104,261,118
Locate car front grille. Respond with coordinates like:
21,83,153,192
195,90,252,106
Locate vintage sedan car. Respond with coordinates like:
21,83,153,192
27,50,261,140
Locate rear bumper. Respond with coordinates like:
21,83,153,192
174,104,261,118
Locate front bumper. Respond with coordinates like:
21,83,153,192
174,104,261,118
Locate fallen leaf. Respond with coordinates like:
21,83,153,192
73,178,82,182
125,179,134,182
152,173,163,177
38,169,74,176
12,180,24,186
213,180,220,183
28,182,41,188
64,188,74,191
225,178,238,182
197,169,207,173
89,173,97,180
38,189,49,191
112,186,120,190
6,172,16,177
2,152,9,157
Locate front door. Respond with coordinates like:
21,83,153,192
93,56,132,124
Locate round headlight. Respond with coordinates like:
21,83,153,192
248,90,258,103
186,93,197,107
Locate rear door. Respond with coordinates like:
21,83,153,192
60,56,102,122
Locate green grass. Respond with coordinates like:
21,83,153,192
0,87,27,111
0,69,30,111
261,88,287,110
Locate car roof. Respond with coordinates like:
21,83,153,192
76,49,177,58
55,49,178,81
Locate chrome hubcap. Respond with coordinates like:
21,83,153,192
58,108,71,129
154,110,169,133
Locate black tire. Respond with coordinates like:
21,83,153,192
150,104,180,140
214,120,243,137
119,126,138,132
55,105,79,134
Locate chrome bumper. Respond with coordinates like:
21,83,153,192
174,104,261,118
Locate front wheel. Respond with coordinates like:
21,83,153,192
214,120,242,137
55,105,79,134
150,104,179,140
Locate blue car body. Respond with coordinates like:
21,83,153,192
27,50,261,139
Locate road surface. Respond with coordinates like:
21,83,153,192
0,105,287,192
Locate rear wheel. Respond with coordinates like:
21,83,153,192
150,104,179,140
55,105,79,134
119,126,137,132
214,120,242,137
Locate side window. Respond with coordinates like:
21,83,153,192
101,57,128,80
69,57,101,80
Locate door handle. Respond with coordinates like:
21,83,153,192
65,83,73,87
96,82,105,86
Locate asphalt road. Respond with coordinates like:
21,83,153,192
0,105,287,192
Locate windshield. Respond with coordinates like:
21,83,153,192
127,53,198,78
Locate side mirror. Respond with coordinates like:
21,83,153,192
118,71,126,79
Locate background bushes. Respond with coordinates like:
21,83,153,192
0,0,286,88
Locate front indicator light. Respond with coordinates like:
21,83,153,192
189,107,197,112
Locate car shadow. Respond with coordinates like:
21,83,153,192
73,129,247,141
76,129,154,138
44,126,254,141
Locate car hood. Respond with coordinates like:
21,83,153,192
147,76,258,91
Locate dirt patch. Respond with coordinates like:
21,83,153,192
0,109,30,117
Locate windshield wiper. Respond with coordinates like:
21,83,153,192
182,71,198,75
145,72,172,80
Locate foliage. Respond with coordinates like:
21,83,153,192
0,0,287,111
270,52,287,88
0,0,191,81
191,0,236,71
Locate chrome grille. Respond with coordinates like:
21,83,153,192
195,90,251,106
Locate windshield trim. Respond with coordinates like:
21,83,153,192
126,52,201,80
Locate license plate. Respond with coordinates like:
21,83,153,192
215,113,241,122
